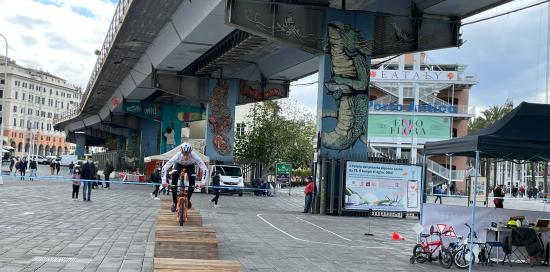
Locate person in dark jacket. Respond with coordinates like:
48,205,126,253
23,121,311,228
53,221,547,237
150,167,162,200
80,160,96,201
55,161,61,175
19,159,27,180
104,160,114,189
210,171,221,208
29,160,37,181
9,158,14,174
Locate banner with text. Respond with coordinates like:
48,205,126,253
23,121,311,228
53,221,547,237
368,115,451,143
345,161,422,212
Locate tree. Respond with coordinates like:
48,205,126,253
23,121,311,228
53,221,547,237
234,99,316,176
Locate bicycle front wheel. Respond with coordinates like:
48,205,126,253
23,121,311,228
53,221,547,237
179,202,185,226
454,247,474,269
439,248,453,269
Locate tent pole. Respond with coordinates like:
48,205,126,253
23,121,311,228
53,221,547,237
468,150,480,272
421,153,427,226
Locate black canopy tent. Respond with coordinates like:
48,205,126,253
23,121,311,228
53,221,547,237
422,102,550,270
424,102,550,161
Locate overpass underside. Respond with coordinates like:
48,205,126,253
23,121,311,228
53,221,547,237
54,0,512,167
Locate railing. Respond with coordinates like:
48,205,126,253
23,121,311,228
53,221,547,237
373,95,396,104
426,158,466,181
53,0,133,125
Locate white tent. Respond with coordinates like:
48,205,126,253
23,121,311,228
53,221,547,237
144,146,209,163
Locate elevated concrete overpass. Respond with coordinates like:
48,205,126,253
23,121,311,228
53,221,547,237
54,0,513,164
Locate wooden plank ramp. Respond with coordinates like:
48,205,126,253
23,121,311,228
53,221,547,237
154,258,241,272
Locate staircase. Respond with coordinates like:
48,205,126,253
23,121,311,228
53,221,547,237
371,82,453,107
426,158,465,185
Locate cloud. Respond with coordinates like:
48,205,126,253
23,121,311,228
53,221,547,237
0,0,117,88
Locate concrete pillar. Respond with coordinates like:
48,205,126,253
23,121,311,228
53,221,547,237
139,118,160,164
75,133,85,157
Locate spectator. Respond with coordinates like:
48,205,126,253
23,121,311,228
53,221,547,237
55,161,61,175
512,183,518,197
49,160,55,175
303,176,314,213
93,162,101,189
29,160,37,181
493,185,504,208
104,160,114,189
150,167,161,200
434,186,443,204
519,184,526,198
9,157,14,174
68,161,74,175
72,167,81,201
19,159,27,180
80,160,96,202
210,171,221,208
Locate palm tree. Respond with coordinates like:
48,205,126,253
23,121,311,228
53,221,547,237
468,99,514,188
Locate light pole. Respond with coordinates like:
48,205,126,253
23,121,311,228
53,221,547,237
0,33,7,185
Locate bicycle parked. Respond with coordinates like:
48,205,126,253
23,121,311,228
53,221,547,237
410,225,454,268
452,223,489,269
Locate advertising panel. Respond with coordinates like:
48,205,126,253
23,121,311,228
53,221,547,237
368,115,451,143
345,161,422,212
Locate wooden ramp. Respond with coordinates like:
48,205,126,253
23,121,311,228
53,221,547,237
154,198,241,271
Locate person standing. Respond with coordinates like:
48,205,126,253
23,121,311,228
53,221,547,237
81,160,96,201
150,167,161,200
434,185,443,204
104,160,113,189
9,157,14,174
68,161,74,175
210,171,221,208
71,167,81,201
29,160,37,181
493,185,504,208
55,161,61,175
303,176,314,213
49,160,55,175
19,159,27,180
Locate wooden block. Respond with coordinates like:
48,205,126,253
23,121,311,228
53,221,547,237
154,258,241,272
154,240,218,259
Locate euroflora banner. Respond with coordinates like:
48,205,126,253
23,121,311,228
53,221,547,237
345,161,421,212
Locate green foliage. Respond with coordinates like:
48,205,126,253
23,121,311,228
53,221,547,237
468,99,514,133
234,100,316,175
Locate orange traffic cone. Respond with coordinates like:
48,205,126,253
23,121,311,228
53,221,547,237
392,232,405,240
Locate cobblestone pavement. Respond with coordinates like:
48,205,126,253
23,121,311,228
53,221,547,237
1,167,549,271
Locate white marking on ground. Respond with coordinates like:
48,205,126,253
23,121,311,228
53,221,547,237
22,212,34,215
295,216,352,241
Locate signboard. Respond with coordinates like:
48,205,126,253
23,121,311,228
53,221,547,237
370,70,458,82
469,176,487,205
368,115,451,142
345,161,422,212
369,101,458,114
276,163,292,184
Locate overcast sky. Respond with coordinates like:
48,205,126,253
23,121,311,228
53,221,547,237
1,0,548,115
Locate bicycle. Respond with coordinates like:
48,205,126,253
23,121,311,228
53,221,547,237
169,184,189,226
452,223,489,269
410,226,454,268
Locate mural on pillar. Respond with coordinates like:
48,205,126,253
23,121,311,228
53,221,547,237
205,79,237,161
319,11,374,156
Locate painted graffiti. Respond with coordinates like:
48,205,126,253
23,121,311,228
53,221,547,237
240,84,285,102
321,21,372,150
208,80,232,155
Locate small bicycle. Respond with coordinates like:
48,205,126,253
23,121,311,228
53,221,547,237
452,223,489,269
410,226,454,268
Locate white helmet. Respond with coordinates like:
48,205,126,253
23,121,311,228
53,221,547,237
180,143,192,154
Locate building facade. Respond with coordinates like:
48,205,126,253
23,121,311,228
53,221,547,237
368,53,476,194
0,56,82,157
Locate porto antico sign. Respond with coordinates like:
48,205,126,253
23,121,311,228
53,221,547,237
369,101,458,114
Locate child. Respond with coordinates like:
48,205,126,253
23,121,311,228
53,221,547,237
72,167,81,201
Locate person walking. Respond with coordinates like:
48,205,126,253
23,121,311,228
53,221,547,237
9,157,14,174
19,159,27,180
29,160,37,181
71,167,81,201
93,162,102,189
104,160,113,189
55,161,61,175
303,176,314,213
150,167,161,200
210,171,221,208
80,160,96,201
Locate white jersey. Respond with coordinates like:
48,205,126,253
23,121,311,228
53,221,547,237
161,150,208,184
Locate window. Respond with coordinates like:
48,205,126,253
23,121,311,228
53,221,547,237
41,97,45,105
20,107,24,114
56,90,58,96
67,94,71,99
49,89,52,95
26,120,31,129
54,113,58,119
19,119,23,127
41,123,44,130
28,108,32,115
29,84,34,90
22,93,25,101
22,82,27,88
12,118,15,126
13,105,16,113
47,112,52,118
0,79,3,84
236,123,246,137
41,111,45,117
14,80,20,86
452,128,458,138
0,90,3,98
15,92,17,99
61,102,64,109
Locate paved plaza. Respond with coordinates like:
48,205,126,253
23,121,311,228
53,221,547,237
0,166,549,271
